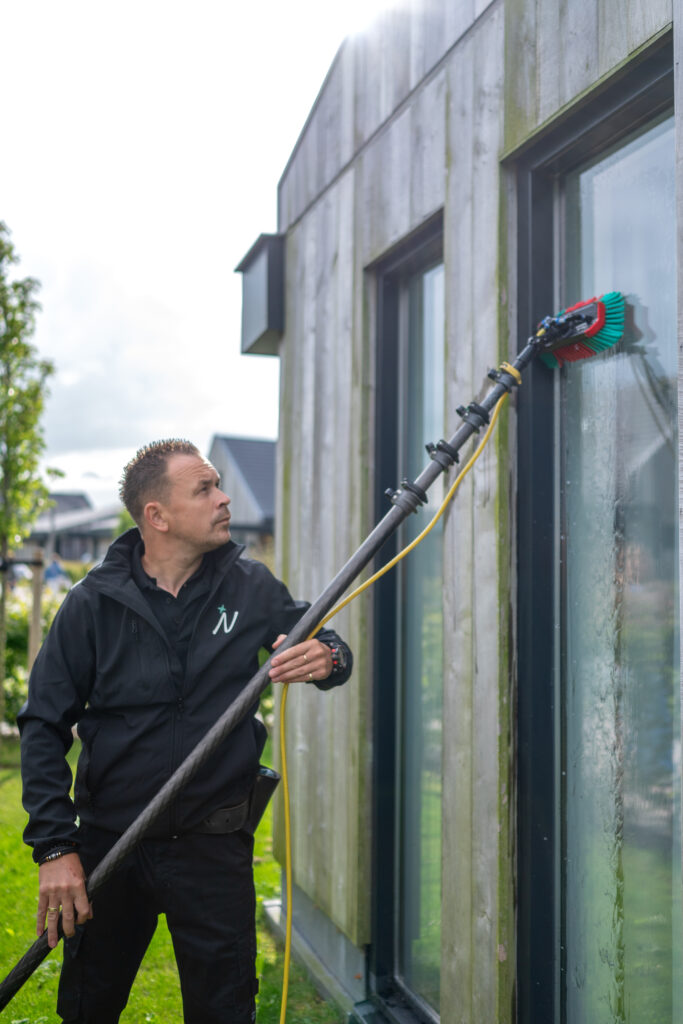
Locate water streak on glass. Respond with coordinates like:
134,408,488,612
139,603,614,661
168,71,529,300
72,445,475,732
562,116,681,1023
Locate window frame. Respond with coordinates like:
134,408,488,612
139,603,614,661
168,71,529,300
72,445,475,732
514,33,674,1024
369,214,444,1024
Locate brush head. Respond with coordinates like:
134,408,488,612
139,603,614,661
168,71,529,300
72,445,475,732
537,291,626,368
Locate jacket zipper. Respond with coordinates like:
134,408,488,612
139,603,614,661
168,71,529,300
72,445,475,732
168,579,227,833
169,696,185,835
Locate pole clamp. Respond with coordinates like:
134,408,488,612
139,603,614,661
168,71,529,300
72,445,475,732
487,361,522,393
456,402,490,432
425,439,460,471
384,478,428,514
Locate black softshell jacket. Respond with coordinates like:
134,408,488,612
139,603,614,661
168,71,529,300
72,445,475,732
18,530,352,858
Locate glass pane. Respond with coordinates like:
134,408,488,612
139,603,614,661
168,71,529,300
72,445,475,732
562,116,681,1023
397,262,444,1013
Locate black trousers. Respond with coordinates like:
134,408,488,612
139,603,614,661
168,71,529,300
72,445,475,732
57,824,258,1024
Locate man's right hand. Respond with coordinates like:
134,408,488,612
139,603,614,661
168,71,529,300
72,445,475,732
37,853,92,948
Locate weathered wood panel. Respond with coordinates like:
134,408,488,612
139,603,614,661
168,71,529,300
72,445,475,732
443,7,508,1021
275,0,471,957
558,0,599,106
536,0,561,124
275,167,374,944
470,11,508,1023
352,27,383,152
410,70,447,226
675,3,683,918
628,0,673,51
446,0,477,42
444,30,477,1021
503,0,537,154
504,0,672,155
409,0,448,90
356,75,447,266
597,0,630,76
278,2,499,233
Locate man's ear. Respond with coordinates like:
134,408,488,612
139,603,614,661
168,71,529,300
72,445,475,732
142,501,169,534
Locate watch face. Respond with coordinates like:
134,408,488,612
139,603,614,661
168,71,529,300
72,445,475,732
332,645,347,671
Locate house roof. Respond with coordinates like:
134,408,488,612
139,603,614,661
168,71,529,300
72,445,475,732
31,502,122,538
46,492,93,514
210,436,276,520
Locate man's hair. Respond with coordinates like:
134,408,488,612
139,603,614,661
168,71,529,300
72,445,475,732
119,439,201,525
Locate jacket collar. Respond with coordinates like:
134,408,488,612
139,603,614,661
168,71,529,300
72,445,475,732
81,528,245,607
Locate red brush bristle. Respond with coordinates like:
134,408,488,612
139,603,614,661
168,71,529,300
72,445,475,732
560,341,597,362
563,296,597,313
553,340,597,367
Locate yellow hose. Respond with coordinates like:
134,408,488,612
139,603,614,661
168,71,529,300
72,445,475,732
277,375,517,1023
278,682,292,1024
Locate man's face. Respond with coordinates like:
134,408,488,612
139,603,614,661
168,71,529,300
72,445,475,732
158,453,232,552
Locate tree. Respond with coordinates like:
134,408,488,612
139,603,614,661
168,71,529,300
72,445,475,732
0,221,55,731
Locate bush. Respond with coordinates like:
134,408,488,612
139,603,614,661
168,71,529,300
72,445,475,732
3,584,65,725
4,664,28,724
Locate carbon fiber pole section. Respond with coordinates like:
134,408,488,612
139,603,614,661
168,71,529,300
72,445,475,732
0,338,540,1011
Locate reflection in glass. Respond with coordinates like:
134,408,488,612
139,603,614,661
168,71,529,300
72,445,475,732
396,263,444,1013
562,116,681,1023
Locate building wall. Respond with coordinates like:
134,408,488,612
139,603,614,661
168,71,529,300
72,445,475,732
208,439,262,529
271,0,676,1019
503,0,672,156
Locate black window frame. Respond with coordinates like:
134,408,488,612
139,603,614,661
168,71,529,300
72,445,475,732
514,32,674,1024
368,213,444,1024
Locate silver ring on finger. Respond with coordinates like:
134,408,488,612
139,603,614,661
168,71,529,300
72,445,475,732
308,672,313,681
303,652,308,662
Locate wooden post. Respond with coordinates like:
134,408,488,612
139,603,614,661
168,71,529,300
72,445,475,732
27,548,44,672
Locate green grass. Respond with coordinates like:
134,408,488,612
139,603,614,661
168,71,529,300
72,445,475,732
0,736,344,1024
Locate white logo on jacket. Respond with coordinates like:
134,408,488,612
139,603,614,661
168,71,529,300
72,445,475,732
212,605,239,635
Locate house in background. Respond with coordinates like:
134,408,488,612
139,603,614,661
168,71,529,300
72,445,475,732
207,435,275,554
27,494,120,563
238,3,682,1023
20,435,275,567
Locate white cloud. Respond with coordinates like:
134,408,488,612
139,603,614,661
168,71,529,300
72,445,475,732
1,0,398,505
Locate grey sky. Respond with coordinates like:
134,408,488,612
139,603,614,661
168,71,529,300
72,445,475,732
0,1,387,503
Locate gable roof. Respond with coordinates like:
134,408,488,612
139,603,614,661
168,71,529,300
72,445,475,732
31,501,122,538
47,492,93,514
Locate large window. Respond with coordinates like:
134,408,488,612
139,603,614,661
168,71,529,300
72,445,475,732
372,222,444,1023
560,115,681,1023
396,261,444,1012
516,42,680,1024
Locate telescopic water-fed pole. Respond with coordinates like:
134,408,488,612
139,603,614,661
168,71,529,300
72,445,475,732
0,293,625,1011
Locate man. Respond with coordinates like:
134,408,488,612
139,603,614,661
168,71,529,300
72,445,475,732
18,439,352,1024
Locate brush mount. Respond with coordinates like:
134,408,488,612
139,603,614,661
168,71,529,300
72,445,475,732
536,299,603,353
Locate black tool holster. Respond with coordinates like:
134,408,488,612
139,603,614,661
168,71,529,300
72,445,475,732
196,765,281,836
245,765,281,835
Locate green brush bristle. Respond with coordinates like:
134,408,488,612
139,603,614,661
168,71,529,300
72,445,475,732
590,290,625,350
540,350,561,368
541,291,625,368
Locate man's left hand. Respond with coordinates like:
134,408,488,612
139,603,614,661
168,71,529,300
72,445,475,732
269,635,332,684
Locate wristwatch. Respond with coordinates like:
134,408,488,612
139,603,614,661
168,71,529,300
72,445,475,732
326,643,348,675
